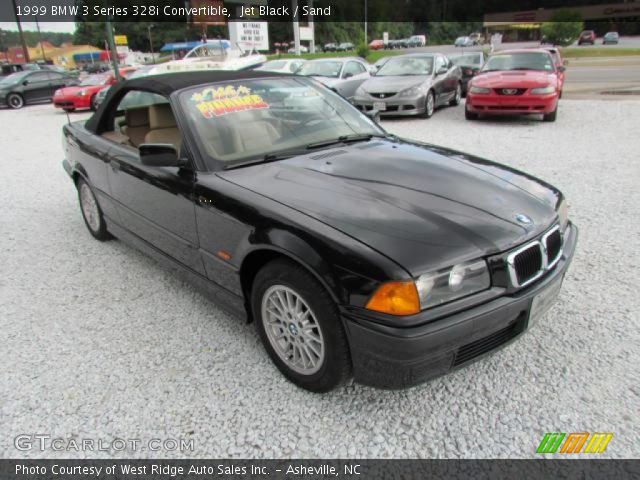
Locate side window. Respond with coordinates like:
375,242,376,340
28,72,50,82
103,90,180,151
434,56,446,72
343,61,365,78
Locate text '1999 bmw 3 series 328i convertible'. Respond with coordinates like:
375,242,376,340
62,71,577,392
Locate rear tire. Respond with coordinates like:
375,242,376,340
543,107,558,122
251,259,351,392
77,178,112,241
7,93,24,109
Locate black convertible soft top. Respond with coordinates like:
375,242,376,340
85,70,290,132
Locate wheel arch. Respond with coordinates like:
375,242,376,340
239,242,343,323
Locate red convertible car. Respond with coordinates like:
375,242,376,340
53,67,136,112
465,49,564,122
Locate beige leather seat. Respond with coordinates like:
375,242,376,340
123,107,149,147
145,104,182,150
236,120,280,152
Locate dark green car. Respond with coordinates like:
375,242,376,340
0,70,78,109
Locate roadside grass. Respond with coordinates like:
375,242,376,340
560,47,640,58
267,50,401,63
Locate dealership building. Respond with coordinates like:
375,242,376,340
484,1,640,40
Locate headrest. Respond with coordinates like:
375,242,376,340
148,104,177,129
125,107,149,127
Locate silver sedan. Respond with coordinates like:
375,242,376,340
353,54,462,118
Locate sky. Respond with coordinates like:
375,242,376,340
0,22,76,33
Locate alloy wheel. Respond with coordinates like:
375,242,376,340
261,285,325,375
79,182,100,232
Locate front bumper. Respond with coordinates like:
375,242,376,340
53,95,89,110
341,222,578,389
466,92,558,115
354,94,427,117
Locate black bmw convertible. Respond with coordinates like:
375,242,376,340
62,71,577,392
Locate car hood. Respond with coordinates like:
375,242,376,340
311,76,343,87
362,75,431,93
472,70,557,88
56,85,102,96
219,140,561,275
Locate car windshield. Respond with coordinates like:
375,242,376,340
450,53,483,66
0,71,30,85
180,77,384,167
80,74,109,86
482,52,554,72
376,57,433,76
605,32,618,38
297,61,343,78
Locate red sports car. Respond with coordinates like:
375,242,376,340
368,39,384,50
53,67,136,112
465,49,563,122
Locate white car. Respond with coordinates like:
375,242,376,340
287,45,309,54
296,57,371,101
254,59,307,74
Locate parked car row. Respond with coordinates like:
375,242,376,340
0,66,140,110
294,47,564,123
322,42,355,52
577,30,620,45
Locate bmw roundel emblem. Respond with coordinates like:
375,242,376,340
516,213,533,224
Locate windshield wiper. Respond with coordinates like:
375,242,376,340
223,149,308,170
305,133,386,149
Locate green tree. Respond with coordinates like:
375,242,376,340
541,10,584,46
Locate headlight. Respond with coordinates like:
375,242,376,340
399,85,426,97
415,259,490,309
469,86,491,94
355,86,366,97
76,89,87,97
557,198,569,232
531,85,555,94
365,259,491,316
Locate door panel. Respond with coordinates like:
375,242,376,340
23,73,52,102
106,144,204,274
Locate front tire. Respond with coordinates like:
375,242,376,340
7,93,24,109
252,259,351,392
450,83,462,106
465,105,478,120
422,91,435,118
543,107,558,122
77,178,111,241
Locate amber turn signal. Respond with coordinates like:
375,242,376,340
365,281,420,316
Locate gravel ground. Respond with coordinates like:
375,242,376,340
1,100,638,459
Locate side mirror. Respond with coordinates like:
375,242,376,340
365,109,381,124
139,144,186,168
557,65,566,73
343,72,354,79
22,80,29,85
436,67,448,76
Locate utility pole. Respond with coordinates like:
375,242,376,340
292,0,300,55
35,19,46,63
147,24,155,63
364,0,368,46
105,20,121,80
11,0,30,63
